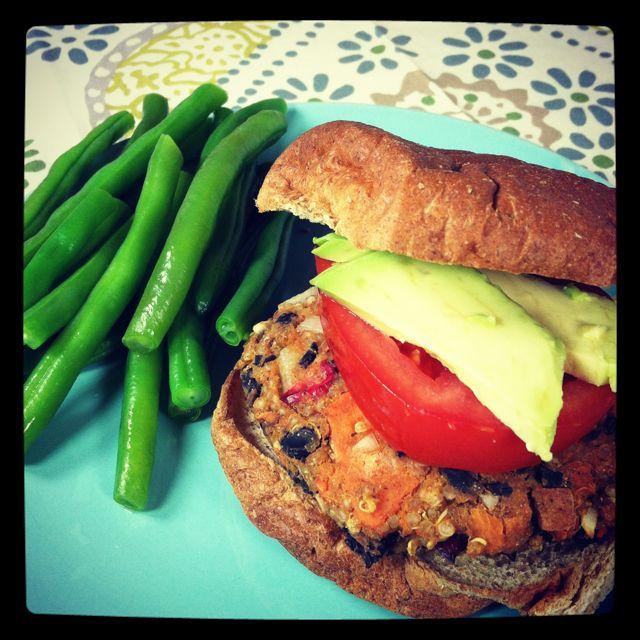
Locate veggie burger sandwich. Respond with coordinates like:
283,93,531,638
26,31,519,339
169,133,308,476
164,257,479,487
211,121,616,617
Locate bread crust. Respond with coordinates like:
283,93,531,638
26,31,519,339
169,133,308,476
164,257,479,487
257,120,616,286
212,369,489,618
411,539,614,615
211,365,614,618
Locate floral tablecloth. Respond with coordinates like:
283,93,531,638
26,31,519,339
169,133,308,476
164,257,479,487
25,20,615,191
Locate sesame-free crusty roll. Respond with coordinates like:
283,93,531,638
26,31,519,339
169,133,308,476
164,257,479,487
257,121,616,287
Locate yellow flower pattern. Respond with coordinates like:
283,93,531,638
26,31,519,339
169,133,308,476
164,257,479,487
103,22,275,118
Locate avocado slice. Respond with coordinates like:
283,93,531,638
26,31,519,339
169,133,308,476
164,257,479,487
312,232,338,246
311,251,566,461
483,271,616,392
312,233,371,263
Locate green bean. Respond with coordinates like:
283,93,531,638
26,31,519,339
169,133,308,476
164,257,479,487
167,302,211,409
85,305,139,367
24,111,134,239
86,333,124,366
168,170,193,224
25,321,125,380
149,169,194,254
245,215,293,316
140,169,194,286
124,93,169,149
159,372,202,421
179,116,215,163
213,106,233,127
216,213,293,346
167,399,201,423
24,83,226,265
83,296,139,366
23,190,129,310
199,98,287,166
179,107,231,163
224,218,267,291
24,345,45,381
24,167,188,353
123,109,287,353
79,173,191,365
77,198,131,260
192,166,254,316
23,135,183,453
23,218,132,350
83,139,127,179
113,347,163,510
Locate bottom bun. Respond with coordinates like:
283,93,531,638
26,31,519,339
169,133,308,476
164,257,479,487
211,367,614,618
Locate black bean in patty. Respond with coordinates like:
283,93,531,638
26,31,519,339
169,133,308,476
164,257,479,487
298,348,318,369
253,354,276,367
280,427,320,461
240,367,262,405
484,481,513,497
343,530,400,568
276,312,297,325
441,468,478,494
535,465,565,488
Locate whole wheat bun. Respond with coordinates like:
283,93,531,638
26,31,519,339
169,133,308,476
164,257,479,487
211,366,614,618
257,121,616,287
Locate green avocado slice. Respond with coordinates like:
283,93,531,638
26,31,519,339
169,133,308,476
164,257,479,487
312,233,371,263
311,249,566,461
483,271,616,392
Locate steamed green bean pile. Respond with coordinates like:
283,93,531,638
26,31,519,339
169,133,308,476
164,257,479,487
24,134,184,452
23,84,292,511
123,109,288,353
24,111,134,240
24,83,226,265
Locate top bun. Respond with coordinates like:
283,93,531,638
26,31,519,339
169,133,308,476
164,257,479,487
257,121,616,286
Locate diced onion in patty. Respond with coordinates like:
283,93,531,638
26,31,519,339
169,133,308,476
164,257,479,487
297,315,324,335
352,433,379,454
278,345,301,392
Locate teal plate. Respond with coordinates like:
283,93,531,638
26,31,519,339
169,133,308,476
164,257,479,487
25,102,613,619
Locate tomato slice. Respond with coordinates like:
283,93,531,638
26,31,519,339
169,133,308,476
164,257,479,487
315,256,615,473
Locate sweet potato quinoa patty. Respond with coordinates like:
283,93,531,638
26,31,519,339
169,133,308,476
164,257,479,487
237,288,615,566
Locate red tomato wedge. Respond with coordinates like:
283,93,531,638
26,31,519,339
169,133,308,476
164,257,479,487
315,256,615,473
